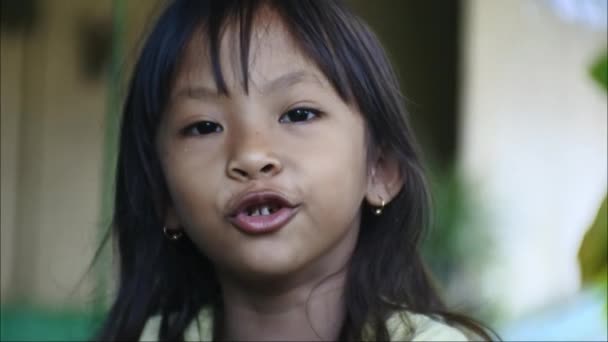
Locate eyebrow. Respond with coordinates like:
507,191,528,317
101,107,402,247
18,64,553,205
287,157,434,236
172,70,324,101
258,70,323,94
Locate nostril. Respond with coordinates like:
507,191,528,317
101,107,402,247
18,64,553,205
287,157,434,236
227,159,281,181
260,164,275,174
233,168,248,178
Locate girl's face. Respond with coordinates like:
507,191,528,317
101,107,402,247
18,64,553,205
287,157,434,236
157,14,385,286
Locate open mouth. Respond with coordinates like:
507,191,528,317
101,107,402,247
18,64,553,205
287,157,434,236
228,191,296,217
244,203,282,216
227,191,299,234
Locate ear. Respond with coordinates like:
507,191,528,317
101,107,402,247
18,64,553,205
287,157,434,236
365,152,404,206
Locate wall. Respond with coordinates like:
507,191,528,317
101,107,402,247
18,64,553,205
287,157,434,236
0,0,159,308
0,26,24,300
461,0,607,320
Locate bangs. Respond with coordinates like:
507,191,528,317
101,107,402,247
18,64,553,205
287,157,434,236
166,0,356,104
132,0,407,174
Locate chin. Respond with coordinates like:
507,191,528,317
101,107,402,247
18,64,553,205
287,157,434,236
247,252,304,275
229,247,311,283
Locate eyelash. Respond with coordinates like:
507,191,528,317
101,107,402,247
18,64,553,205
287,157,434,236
181,121,223,136
278,107,322,124
181,107,322,136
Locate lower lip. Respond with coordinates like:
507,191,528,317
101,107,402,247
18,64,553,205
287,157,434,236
229,207,298,235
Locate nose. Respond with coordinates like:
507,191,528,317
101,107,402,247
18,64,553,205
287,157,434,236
226,133,282,181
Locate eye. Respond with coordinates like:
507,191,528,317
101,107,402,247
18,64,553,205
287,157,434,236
278,107,321,124
182,121,223,136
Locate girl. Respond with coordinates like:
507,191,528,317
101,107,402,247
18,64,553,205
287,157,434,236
96,0,495,340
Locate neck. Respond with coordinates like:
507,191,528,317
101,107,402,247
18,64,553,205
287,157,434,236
218,272,347,341
217,267,348,341
215,216,360,341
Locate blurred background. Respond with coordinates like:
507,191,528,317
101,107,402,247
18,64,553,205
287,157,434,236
1,0,606,340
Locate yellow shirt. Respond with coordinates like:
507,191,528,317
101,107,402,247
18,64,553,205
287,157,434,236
140,308,471,341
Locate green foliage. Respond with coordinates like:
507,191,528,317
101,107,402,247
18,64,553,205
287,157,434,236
422,170,489,279
0,305,103,341
590,52,608,90
578,195,608,317
581,51,608,316
579,196,608,285
421,167,496,320
582,48,605,297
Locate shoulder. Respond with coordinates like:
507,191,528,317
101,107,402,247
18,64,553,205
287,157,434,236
140,315,162,342
386,311,473,341
139,308,213,341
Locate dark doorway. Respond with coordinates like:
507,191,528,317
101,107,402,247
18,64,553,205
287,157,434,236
348,0,461,169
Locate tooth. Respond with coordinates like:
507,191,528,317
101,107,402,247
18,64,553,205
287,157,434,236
252,208,261,216
261,206,270,216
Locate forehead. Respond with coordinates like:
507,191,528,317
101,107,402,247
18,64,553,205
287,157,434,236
174,9,324,92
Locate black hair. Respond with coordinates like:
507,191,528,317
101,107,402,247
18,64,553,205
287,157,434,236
95,0,497,340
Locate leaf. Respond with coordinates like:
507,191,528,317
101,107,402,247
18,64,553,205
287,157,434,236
578,195,608,285
590,53,608,91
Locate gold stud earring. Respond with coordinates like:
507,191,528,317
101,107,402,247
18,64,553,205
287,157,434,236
374,197,386,216
163,226,183,241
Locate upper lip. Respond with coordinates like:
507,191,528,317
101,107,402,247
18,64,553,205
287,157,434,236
226,189,299,217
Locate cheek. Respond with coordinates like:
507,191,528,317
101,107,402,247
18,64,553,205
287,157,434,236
310,153,367,224
297,118,369,226
164,160,235,262
317,115,368,187
160,142,225,231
